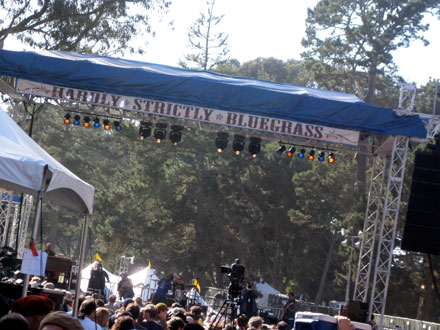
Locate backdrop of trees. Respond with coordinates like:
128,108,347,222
2,0,440,321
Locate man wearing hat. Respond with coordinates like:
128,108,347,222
11,295,54,330
39,311,83,330
156,303,168,330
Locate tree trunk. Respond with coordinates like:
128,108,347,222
315,234,336,304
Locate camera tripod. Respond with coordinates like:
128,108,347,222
208,298,240,330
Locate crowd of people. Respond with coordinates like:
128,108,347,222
0,292,354,330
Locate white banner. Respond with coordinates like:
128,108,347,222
16,79,360,146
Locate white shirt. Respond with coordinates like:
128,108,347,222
79,316,100,330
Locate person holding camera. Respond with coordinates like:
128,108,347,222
282,292,296,330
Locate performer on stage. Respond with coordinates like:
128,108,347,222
88,262,109,297
118,272,134,300
152,274,173,304
173,275,186,307
282,292,296,330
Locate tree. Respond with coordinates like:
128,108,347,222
179,0,229,70
0,0,170,54
301,0,440,196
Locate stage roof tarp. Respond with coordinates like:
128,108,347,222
0,49,427,139
0,106,95,214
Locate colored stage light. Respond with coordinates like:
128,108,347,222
64,113,71,124
233,135,245,155
154,123,167,143
216,132,228,153
83,116,91,127
308,150,315,160
318,152,325,162
73,115,81,126
94,117,100,128
277,145,286,156
139,121,151,140
103,119,111,130
249,137,261,158
114,121,122,131
286,146,295,157
298,149,305,158
170,125,183,146
328,153,335,163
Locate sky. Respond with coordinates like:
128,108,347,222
126,0,440,87
3,0,439,86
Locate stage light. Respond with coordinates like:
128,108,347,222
277,145,286,156
93,117,100,128
114,121,121,131
318,152,325,162
83,116,91,127
139,121,152,140
64,113,71,124
233,135,245,155
73,115,80,126
286,146,296,157
308,149,315,160
328,153,335,163
154,123,167,143
103,119,111,130
215,132,228,152
249,137,261,158
170,125,183,146
298,149,305,158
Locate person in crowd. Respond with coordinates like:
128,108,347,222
235,314,248,330
248,316,264,330
78,298,99,330
96,307,111,330
189,305,204,326
135,296,144,307
118,272,134,300
281,292,296,330
182,323,205,330
156,303,169,330
44,243,55,256
277,321,288,330
139,304,164,330
105,294,118,312
167,316,186,330
59,292,73,313
126,302,147,330
39,311,83,330
153,274,173,304
240,282,258,318
0,312,30,330
11,295,54,330
111,315,136,330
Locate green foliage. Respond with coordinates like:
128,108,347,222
0,0,170,54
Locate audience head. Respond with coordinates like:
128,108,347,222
277,321,288,330
38,311,83,330
11,295,54,330
111,315,135,330
248,316,264,330
108,294,116,304
183,323,205,330
96,307,110,328
78,298,97,320
168,316,186,330
0,312,29,330
156,302,168,320
126,303,141,321
143,304,158,320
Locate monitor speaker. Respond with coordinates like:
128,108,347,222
401,151,440,254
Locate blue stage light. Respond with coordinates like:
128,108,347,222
73,115,80,126
298,149,305,158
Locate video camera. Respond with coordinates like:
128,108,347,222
221,259,245,300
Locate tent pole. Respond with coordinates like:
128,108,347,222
73,212,90,317
21,190,44,298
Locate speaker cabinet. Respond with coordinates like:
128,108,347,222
401,151,440,254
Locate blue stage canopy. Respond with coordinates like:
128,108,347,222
0,49,427,138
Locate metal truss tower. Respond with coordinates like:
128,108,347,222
353,84,418,329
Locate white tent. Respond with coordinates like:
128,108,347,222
255,279,281,308
0,106,95,312
80,262,120,298
128,267,160,301
0,107,95,214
